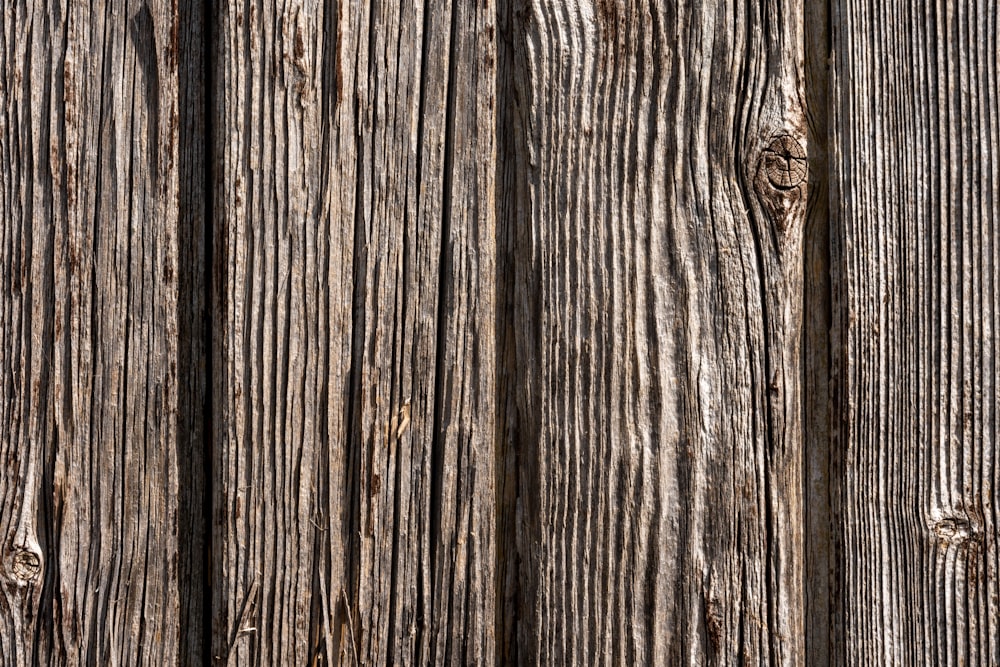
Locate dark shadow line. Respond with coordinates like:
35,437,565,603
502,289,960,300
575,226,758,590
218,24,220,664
202,0,216,661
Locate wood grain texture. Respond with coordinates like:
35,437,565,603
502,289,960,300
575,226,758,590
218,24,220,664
211,0,496,663
830,1,1000,664
498,0,810,663
0,0,198,664
12,0,998,662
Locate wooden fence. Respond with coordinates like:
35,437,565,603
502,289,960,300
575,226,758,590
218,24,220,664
1,0,997,664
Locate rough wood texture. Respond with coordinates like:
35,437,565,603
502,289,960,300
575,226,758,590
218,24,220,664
211,0,497,663
0,0,199,664
498,0,809,663
831,1,1000,665
10,0,1000,662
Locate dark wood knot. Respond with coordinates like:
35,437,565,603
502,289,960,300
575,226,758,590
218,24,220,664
760,135,806,190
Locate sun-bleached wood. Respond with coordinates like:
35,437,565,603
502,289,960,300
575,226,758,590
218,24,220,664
211,0,497,663
497,0,811,663
0,0,203,664
830,1,1000,664
11,0,999,663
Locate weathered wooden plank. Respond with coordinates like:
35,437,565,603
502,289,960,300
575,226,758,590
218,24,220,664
497,0,810,663
210,2,348,661
211,0,496,663
0,0,199,664
830,1,1000,664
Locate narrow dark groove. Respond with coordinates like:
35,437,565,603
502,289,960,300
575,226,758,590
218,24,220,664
32,15,60,661
202,0,216,661
85,17,114,660
412,0,433,656
493,2,510,658
343,13,372,654
429,2,461,660
803,0,833,662
307,5,341,662
493,3,531,663
115,30,139,662
384,189,407,665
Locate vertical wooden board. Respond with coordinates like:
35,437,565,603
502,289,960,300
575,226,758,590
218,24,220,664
345,1,496,663
831,1,1000,664
498,0,809,664
211,0,344,662
211,0,496,663
424,3,498,663
0,0,196,664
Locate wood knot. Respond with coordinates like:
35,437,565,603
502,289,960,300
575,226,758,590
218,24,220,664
931,512,982,549
10,548,42,582
760,135,806,190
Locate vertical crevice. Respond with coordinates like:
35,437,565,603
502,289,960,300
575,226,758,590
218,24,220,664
32,9,63,661
384,178,406,666
494,1,534,663
493,0,517,661
429,1,461,661
803,0,833,662
175,0,213,660
308,3,341,663
200,0,216,662
412,0,434,659
343,0,374,650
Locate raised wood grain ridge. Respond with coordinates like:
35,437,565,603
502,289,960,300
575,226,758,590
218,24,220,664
0,0,204,664
831,0,1000,664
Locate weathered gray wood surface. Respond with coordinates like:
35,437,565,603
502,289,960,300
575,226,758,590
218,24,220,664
0,0,203,664
498,0,810,663
830,1,1000,665
4,0,999,664
211,0,496,663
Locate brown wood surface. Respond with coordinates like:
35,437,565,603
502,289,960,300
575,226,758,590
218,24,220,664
497,0,810,663
211,0,496,663
0,0,203,664
2,0,998,664
830,1,1000,664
